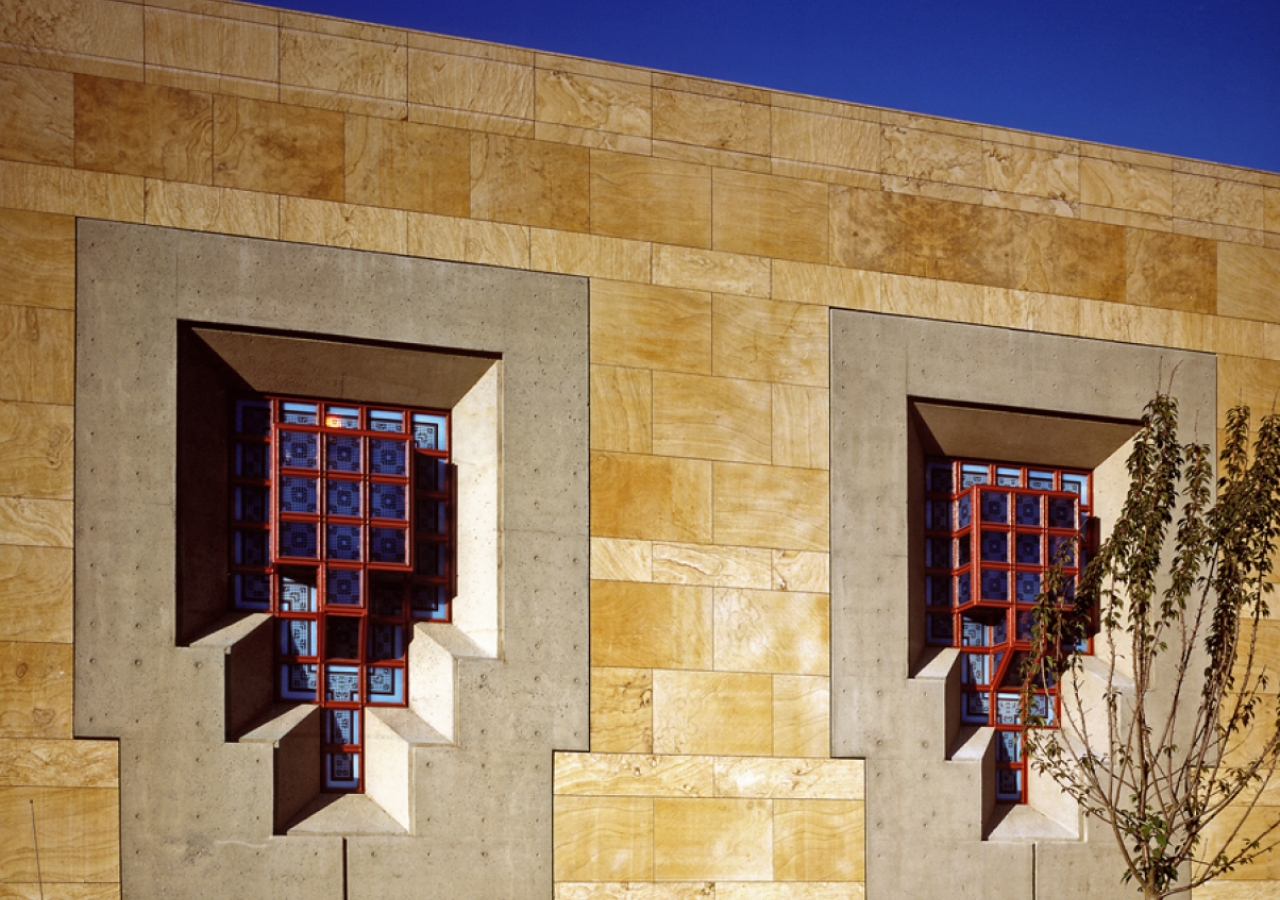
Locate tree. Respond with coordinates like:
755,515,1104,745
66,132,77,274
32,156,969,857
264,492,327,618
1022,393,1280,899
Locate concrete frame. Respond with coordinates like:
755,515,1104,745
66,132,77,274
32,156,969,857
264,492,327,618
830,310,1215,900
74,222,589,900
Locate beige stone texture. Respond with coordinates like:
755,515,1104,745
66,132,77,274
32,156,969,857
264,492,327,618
771,551,829,594
556,883,714,900
770,261,880,311
771,159,879,190
653,89,770,157
591,667,653,753
714,588,828,676
530,228,651,282
713,462,828,552
279,195,405,254
1208,314,1268,360
590,152,711,248
769,384,828,471
983,142,1078,201
536,121,651,155
1218,356,1280,423
0,63,73,167
653,139,771,175
0,546,72,645
554,795,654,882
0,159,144,222
652,372,771,464
1174,172,1266,230
0,305,73,406
591,451,712,544
143,178,279,239
713,295,828,387
0,641,71,738
1195,882,1280,900
144,7,279,86
652,671,772,756
554,753,714,798
0,209,75,311
1267,187,1280,233
653,73,769,104
716,885,865,900
1079,157,1173,215
651,542,772,590
409,49,533,118
409,103,533,138
212,95,344,200
0,0,143,65
591,365,652,454
0,786,119,882
1125,228,1217,314
0,737,116,788
772,799,865,881
1218,243,1280,323
712,169,828,264
770,107,878,173
591,537,652,584
590,580,713,670
590,281,712,374
1199,805,1280,880
652,797,772,881
0,498,72,549
471,132,590,231
881,126,984,188
981,287,1081,335
1079,299,1207,351
0,400,72,501
537,69,650,136
344,114,470,216
406,210,530,268
653,245,771,298
771,675,830,759
280,27,406,102
715,758,859,800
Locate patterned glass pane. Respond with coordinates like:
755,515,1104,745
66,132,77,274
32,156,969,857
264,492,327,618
1061,474,1087,496
996,768,1022,801
956,493,972,528
1047,497,1076,529
960,464,989,488
369,623,404,661
1028,470,1054,490
281,402,318,425
326,708,358,745
995,693,1021,725
417,458,447,491
956,535,971,566
326,434,361,473
926,462,952,494
235,399,271,435
1016,572,1042,604
279,431,318,469
962,652,989,684
1017,610,1035,641
232,573,270,611
326,617,360,660
279,522,318,559
367,667,405,704
926,613,953,644
980,531,1008,562
924,537,949,569
925,574,950,607
961,617,987,647
324,406,359,429
956,571,971,605
326,568,361,607
411,584,450,621
326,480,361,517
279,476,318,514
981,568,1008,601
962,691,989,723
280,663,317,701
324,752,360,791
327,524,361,561
371,483,407,520
1048,535,1075,566
369,439,407,476
370,578,403,616
370,527,407,565
1015,494,1040,526
369,410,404,433
234,442,268,478
279,573,317,612
1015,533,1040,565
997,731,1022,762
996,467,1021,486
234,529,269,566
325,664,361,702
412,413,448,451
234,486,269,523
280,618,317,657
980,490,1008,524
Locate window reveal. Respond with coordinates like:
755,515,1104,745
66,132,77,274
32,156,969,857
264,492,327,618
229,397,454,792
923,459,1093,804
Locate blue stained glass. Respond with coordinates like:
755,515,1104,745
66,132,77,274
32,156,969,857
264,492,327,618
234,442,268,478
1048,535,1075,566
924,537,949,569
370,623,403,661
980,490,1009,524
1028,693,1053,723
279,476,318,514
371,483,407,520
1015,494,1040,526
997,731,1021,762
234,529,268,566
963,691,989,723
1028,470,1054,490
280,431,318,469
415,541,446,577
417,458,447,491
956,572,971,604
1061,474,1087,496
963,652,989,684
996,768,1022,800
371,579,403,616
925,499,949,530
996,693,1021,725
1016,534,1040,565
925,574,950,607
325,752,359,790
327,435,361,472
961,464,989,488
367,667,404,703
1017,611,1035,641
926,613,953,644
281,402,318,425
412,413,448,451
279,574,316,612
327,524,361,561
992,617,1007,644
927,462,952,494
326,617,360,660
371,527,407,564
370,439,407,476
957,536,971,566
325,665,360,702
416,497,446,534
232,573,270,611
996,467,1021,486
281,663,317,700
369,410,404,433
326,568,361,606
412,584,450,620
325,406,359,429
234,486,268,522
281,618,316,656
326,708,358,745
1048,497,1076,529
982,569,1008,601
962,617,986,647
280,522,318,559
326,480,361,517
956,493,972,528
1016,572,1042,604
235,400,271,435
981,531,1008,562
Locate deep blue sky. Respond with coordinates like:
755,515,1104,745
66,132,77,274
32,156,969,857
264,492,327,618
273,0,1280,175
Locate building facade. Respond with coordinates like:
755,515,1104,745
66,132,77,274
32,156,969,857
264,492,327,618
1,0,1279,897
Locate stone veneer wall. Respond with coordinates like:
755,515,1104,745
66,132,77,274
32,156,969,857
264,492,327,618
0,0,1278,897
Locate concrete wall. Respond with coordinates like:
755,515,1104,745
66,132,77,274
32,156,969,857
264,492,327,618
0,1,1279,898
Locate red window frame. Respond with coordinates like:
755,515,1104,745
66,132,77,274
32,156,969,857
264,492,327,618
229,396,455,793
923,458,1093,804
